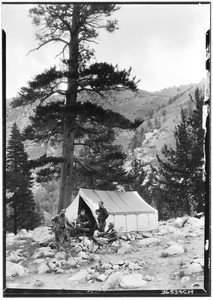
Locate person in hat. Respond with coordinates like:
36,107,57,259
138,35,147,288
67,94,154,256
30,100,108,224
76,209,91,229
95,201,109,232
51,209,74,251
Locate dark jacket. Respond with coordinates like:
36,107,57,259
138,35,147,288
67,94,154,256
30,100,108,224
76,214,90,227
96,207,109,222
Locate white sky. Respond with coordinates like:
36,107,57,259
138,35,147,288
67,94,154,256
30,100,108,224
1,2,210,98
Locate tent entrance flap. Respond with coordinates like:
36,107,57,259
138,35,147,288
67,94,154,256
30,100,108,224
79,196,97,230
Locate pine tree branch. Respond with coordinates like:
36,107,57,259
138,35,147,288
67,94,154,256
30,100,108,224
27,38,69,56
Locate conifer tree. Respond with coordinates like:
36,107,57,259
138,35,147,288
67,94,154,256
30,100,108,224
156,88,205,218
11,4,142,211
6,123,42,233
75,126,127,191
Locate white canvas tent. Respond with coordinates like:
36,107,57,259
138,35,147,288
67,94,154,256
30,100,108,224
65,188,158,232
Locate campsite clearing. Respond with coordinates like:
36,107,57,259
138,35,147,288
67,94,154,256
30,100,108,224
5,217,205,293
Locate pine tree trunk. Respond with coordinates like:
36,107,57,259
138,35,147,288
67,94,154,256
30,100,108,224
58,5,80,212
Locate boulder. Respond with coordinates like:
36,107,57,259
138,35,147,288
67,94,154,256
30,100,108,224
68,269,88,281
17,229,28,237
31,227,53,243
105,269,112,276
101,272,122,291
181,276,190,283
39,235,55,247
37,263,50,274
82,238,92,247
144,275,153,281
6,233,16,245
102,263,112,270
6,261,28,277
185,263,203,275
141,232,153,238
184,217,204,228
128,263,139,270
67,258,78,268
137,237,160,247
90,254,101,262
117,243,132,254
32,248,55,259
121,235,128,241
119,274,147,289
161,244,185,257
7,252,23,263
97,274,107,282
77,251,89,260
126,233,132,240
55,252,66,260
191,257,204,267
74,245,82,254
55,268,64,274
113,264,119,270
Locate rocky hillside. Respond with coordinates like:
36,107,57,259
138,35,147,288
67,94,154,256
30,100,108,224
6,81,205,165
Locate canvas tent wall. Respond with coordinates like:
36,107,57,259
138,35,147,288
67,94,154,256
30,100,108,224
65,188,158,232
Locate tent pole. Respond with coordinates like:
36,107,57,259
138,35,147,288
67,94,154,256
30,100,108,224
147,213,150,231
136,214,138,233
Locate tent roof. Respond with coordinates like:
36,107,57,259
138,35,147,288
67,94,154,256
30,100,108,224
79,188,157,215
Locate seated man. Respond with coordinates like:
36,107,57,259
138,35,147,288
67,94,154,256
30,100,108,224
76,209,91,229
90,223,118,252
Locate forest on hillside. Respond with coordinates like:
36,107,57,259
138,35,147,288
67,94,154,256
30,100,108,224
5,4,206,233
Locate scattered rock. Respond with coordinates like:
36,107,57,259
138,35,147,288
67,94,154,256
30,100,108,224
120,274,147,289
191,257,204,267
141,232,153,238
86,274,92,281
55,268,64,274
137,237,160,247
161,244,185,257
67,257,77,268
126,233,132,240
74,245,82,254
113,264,119,270
105,269,112,276
191,283,201,288
128,263,139,270
39,235,55,247
31,227,53,243
101,272,122,291
121,235,128,241
144,275,153,281
102,263,112,270
17,229,28,237
181,276,190,283
77,251,88,260
185,263,203,275
6,261,28,277
68,269,88,281
90,254,101,262
55,252,66,260
184,217,204,228
7,252,23,263
37,262,50,274
47,261,57,271
83,239,92,247
97,274,107,282
117,243,132,254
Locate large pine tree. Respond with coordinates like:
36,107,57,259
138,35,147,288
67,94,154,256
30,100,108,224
11,4,142,212
6,123,42,234
75,126,127,191
156,88,205,218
